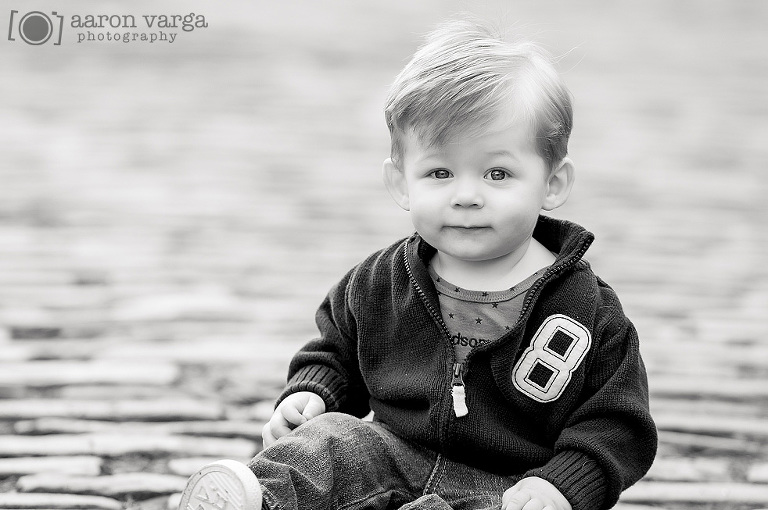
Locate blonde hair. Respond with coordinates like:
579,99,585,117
384,19,573,171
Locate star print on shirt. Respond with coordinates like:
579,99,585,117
475,318,482,324
448,313,455,319
454,287,461,293
491,302,499,308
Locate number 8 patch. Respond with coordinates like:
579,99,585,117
512,314,592,402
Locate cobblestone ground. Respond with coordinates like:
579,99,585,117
0,0,767,509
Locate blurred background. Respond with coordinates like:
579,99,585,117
0,1,767,509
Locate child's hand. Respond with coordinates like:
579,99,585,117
502,476,571,510
261,391,326,448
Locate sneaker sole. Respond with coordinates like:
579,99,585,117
179,459,262,510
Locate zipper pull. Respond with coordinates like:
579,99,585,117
452,384,468,417
451,363,468,417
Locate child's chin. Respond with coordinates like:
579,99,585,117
443,247,503,263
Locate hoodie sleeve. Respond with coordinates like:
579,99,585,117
523,315,658,510
275,265,371,418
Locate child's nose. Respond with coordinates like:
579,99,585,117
450,179,484,208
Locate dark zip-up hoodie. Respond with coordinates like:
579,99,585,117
279,216,657,510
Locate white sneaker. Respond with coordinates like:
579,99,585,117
179,459,263,510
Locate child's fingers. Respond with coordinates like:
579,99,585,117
501,488,531,510
502,499,551,510
501,487,518,506
262,414,298,448
279,404,308,427
520,499,546,510
261,422,276,448
267,416,295,439
301,395,326,420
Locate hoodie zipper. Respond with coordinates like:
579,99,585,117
451,363,469,417
401,238,468,445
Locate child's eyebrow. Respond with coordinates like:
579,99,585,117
486,150,520,161
414,151,447,163
487,150,516,157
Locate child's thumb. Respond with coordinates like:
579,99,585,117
301,395,326,420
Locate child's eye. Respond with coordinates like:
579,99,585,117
430,169,451,179
487,169,509,181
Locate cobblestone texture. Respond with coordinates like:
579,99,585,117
1,0,767,509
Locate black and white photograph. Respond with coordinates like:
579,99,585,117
0,1,766,509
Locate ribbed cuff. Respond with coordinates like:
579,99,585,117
523,450,606,510
277,365,347,412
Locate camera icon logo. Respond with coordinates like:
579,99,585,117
8,10,64,45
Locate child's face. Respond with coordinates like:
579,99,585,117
392,114,556,266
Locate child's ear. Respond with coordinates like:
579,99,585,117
383,158,410,211
542,157,575,211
